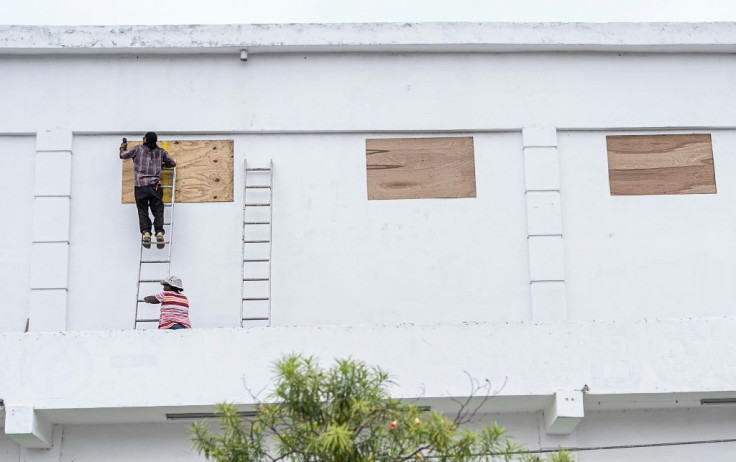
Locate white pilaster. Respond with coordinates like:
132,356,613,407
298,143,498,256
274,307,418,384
29,128,72,332
522,127,567,321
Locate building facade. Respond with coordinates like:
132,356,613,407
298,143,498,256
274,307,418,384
2,22,736,461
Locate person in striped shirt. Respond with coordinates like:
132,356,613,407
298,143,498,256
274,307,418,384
143,276,191,330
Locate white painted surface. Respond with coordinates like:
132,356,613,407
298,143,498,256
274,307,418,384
545,391,584,434
526,191,563,236
0,136,35,333
2,21,736,459
28,290,68,332
65,132,529,330
1,53,736,133
559,130,736,320
4,407,52,449
33,152,71,196
31,197,70,242
4,23,736,54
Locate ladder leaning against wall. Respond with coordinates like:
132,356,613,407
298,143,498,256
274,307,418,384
241,159,273,327
133,167,177,329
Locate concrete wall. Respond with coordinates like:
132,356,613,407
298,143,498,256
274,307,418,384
0,136,35,333
3,52,736,329
1,53,736,133
3,409,736,461
4,22,736,461
560,130,736,320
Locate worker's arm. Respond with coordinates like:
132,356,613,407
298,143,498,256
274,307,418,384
143,295,161,304
161,149,177,168
119,140,137,159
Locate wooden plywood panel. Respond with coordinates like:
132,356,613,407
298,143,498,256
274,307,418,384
366,136,476,200
121,140,233,203
606,134,716,196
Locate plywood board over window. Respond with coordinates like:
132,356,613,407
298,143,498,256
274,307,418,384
606,134,716,195
366,136,476,200
121,140,234,203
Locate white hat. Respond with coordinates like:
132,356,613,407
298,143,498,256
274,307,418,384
161,275,183,290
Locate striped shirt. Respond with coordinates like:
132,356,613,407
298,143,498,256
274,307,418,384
155,291,191,329
120,145,176,187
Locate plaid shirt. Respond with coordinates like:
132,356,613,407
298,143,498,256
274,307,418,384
120,145,176,187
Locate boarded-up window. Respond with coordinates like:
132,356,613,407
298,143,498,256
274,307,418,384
366,137,476,200
122,140,233,203
606,134,716,195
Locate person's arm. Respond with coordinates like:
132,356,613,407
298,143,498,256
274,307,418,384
119,141,137,159
144,292,164,304
161,149,177,168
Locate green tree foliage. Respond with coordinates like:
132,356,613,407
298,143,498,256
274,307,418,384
191,355,573,462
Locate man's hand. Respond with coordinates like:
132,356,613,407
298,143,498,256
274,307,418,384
143,295,160,304
119,137,128,152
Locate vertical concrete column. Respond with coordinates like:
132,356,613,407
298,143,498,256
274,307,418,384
522,127,567,321
29,129,73,332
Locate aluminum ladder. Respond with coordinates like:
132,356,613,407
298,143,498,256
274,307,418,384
241,159,273,327
133,167,177,329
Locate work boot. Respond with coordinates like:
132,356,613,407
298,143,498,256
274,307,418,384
156,231,165,249
142,231,151,249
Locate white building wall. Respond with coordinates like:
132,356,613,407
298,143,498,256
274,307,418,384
0,136,35,333
4,22,736,461
560,130,736,320
1,53,736,133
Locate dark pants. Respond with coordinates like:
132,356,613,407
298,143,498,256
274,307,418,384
168,323,188,330
134,184,165,235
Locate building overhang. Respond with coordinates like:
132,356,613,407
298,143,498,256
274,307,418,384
2,22,736,56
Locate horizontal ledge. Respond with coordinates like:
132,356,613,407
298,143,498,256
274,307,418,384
5,126,734,137
30,287,68,291
4,23,736,55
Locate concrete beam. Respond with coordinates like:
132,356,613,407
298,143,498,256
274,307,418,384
544,391,584,435
4,406,53,449
3,23,736,55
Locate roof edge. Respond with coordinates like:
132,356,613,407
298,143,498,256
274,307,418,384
2,22,736,55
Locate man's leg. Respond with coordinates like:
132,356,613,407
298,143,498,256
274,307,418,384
133,186,153,234
150,184,165,235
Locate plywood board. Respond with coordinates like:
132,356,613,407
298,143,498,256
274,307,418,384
366,136,476,200
606,134,716,196
121,140,233,203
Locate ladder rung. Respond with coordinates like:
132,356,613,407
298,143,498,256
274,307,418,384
141,241,170,245
244,240,270,243
139,279,164,283
244,259,270,262
246,168,271,172
244,221,270,225
243,278,269,281
242,317,270,321
136,318,160,323
160,185,173,189
245,185,271,189
243,297,269,301
164,203,173,207
141,260,170,264
162,167,176,170
244,203,271,206
163,222,171,226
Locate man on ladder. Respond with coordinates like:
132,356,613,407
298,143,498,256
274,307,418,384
119,132,176,249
